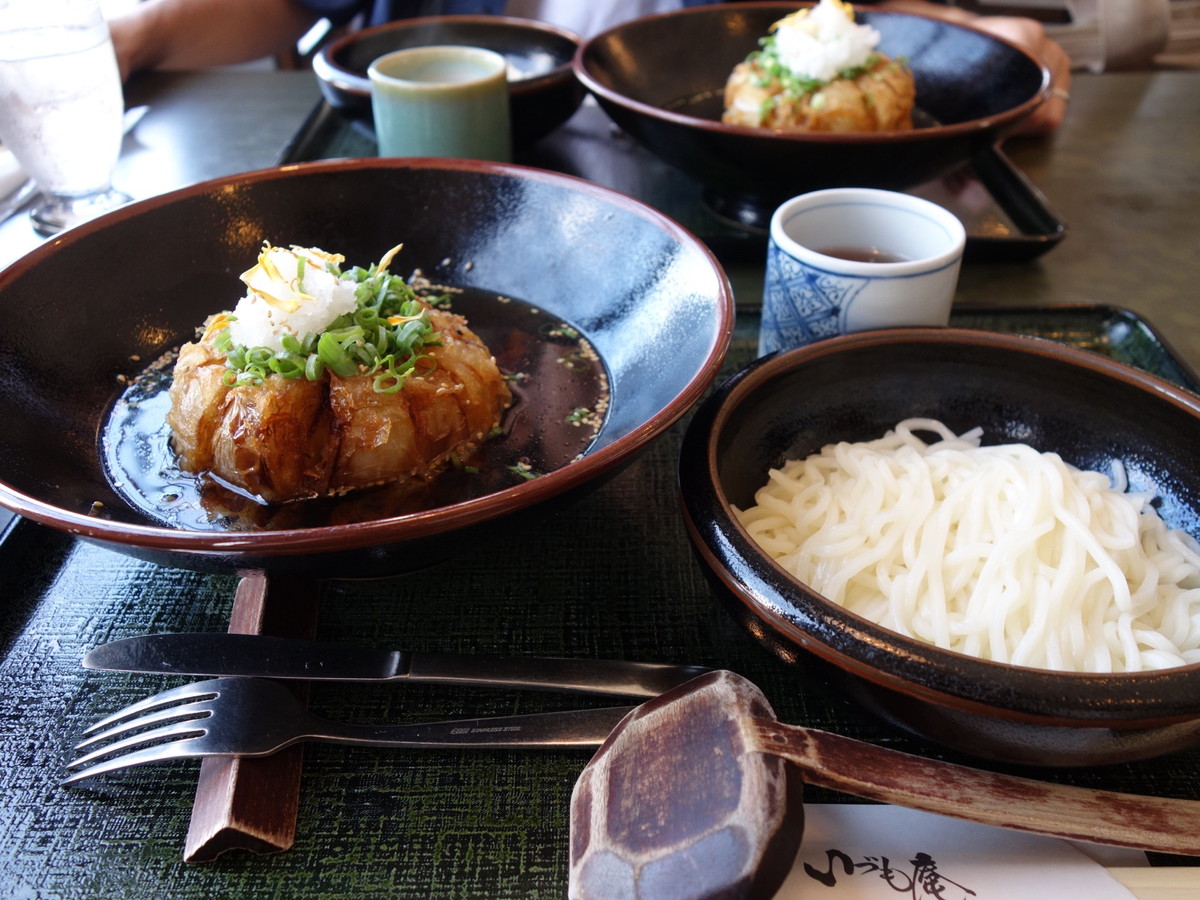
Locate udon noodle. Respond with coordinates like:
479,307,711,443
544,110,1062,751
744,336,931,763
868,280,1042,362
735,418,1200,673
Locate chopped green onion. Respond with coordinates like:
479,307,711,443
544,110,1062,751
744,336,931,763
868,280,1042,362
304,354,325,381
213,246,443,392
744,35,882,110
317,330,361,377
245,347,273,367
269,355,306,379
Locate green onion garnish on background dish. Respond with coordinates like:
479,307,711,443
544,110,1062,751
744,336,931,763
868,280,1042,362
749,33,879,102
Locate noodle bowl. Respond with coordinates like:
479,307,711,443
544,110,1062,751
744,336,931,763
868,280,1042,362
679,328,1200,764
735,418,1200,673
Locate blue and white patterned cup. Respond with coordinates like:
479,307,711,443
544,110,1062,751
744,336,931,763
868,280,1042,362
760,188,966,356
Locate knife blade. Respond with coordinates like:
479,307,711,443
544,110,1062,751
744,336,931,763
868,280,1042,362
83,633,710,698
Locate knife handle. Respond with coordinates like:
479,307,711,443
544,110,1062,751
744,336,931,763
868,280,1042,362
406,652,711,698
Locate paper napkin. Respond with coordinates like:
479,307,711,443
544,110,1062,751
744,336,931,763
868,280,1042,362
776,804,1146,899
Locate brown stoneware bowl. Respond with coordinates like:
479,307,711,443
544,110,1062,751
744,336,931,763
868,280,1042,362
314,15,585,146
678,329,1200,766
0,158,733,577
575,2,1050,229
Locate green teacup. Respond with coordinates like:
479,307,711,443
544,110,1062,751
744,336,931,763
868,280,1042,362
368,45,511,162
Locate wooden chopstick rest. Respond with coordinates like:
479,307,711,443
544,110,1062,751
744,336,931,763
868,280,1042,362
183,570,320,862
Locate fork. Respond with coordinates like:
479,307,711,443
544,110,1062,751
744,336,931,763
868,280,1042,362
63,677,635,785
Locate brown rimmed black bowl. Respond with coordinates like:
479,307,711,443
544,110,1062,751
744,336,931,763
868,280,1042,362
0,158,733,578
678,328,1200,766
575,2,1051,230
313,15,585,147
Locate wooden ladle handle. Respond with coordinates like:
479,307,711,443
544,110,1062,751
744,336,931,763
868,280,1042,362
569,670,804,900
569,670,1200,900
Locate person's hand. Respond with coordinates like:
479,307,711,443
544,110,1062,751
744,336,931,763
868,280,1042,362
106,10,147,81
969,15,1071,136
105,0,319,81
879,1,1071,136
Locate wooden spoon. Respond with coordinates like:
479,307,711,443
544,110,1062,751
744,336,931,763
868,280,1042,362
569,670,1200,900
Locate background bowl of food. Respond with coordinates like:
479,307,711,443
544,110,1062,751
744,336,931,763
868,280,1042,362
314,15,586,147
679,329,1200,766
574,1,1050,229
0,158,733,577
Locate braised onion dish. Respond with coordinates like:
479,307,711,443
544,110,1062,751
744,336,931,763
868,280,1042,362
722,0,915,132
166,242,512,506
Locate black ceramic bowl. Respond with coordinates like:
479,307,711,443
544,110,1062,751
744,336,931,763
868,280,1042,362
575,2,1050,229
314,15,585,146
679,329,1200,766
0,158,733,577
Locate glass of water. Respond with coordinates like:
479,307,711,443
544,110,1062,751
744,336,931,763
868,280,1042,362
0,0,131,235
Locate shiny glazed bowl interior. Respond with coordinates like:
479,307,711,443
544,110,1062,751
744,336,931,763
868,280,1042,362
575,2,1050,229
678,329,1200,766
0,159,733,577
314,15,585,146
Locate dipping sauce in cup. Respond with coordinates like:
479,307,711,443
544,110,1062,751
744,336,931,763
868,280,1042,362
760,188,965,356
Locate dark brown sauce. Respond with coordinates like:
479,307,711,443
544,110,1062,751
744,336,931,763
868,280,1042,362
665,89,938,129
814,246,910,263
101,287,610,532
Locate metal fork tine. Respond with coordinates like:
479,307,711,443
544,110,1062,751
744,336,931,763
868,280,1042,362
81,680,222,735
65,676,633,786
75,703,213,751
61,737,211,786
66,718,210,773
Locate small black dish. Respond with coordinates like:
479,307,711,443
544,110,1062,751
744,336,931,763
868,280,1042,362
679,328,1200,766
314,15,585,147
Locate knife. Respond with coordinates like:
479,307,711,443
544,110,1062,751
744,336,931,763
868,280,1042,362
83,633,711,699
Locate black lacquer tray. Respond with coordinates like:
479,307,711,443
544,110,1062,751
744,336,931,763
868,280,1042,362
280,101,1067,265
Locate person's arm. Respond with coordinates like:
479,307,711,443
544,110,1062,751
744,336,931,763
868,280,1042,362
108,0,323,80
877,0,1071,135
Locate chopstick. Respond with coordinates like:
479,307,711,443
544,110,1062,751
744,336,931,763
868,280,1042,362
1107,866,1200,899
